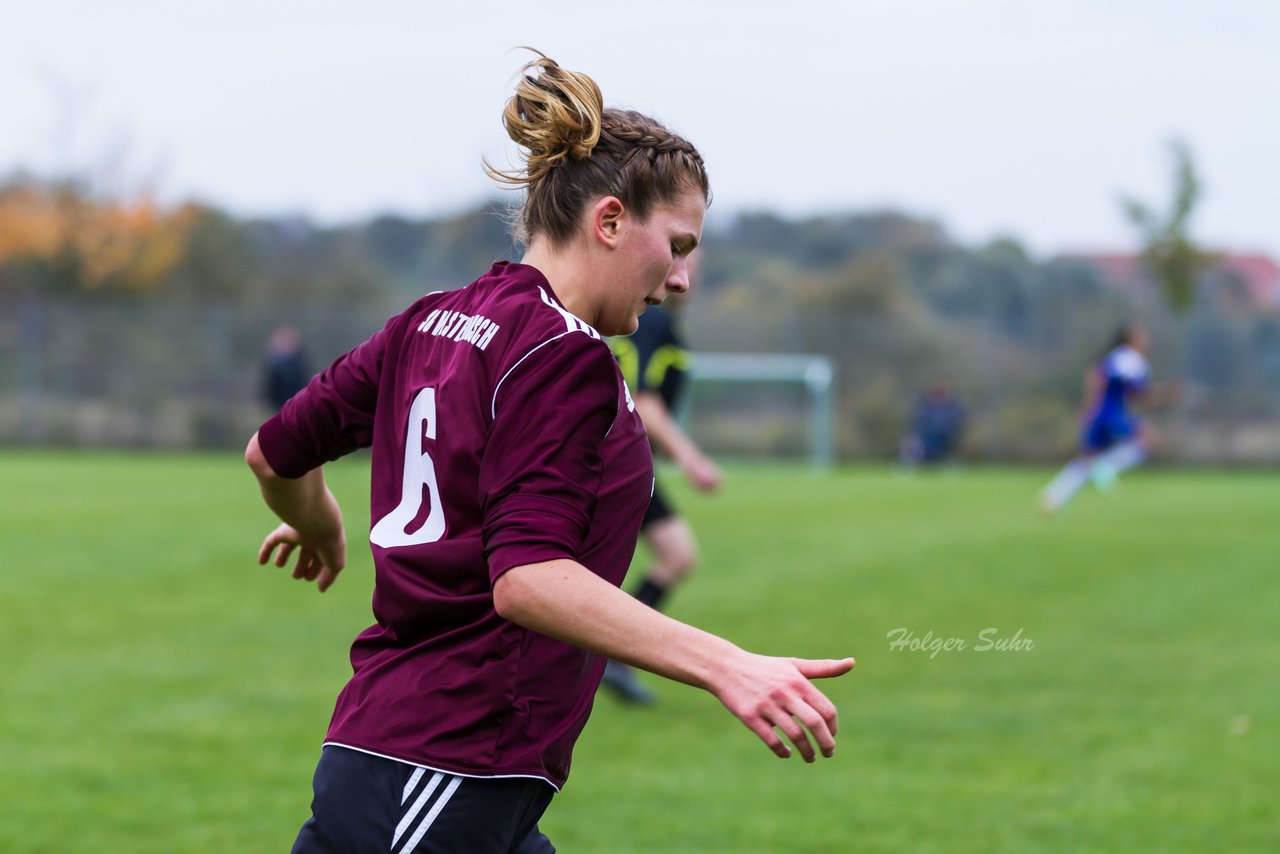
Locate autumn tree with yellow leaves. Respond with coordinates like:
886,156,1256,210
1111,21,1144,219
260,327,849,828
0,177,199,293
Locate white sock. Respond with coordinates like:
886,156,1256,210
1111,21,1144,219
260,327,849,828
1095,440,1145,476
1042,458,1090,512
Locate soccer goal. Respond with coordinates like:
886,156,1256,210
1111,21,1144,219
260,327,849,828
683,353,837,468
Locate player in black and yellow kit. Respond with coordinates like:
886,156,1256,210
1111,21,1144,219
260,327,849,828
603,264,722,704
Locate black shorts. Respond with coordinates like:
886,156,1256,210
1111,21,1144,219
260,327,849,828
292,745,555,854
642,478,676,528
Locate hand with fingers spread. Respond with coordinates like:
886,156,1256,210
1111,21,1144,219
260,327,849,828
710,653,855,762
258,522,346,592
493,559,855,765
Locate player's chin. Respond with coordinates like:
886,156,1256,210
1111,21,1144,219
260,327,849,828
597,313,639,337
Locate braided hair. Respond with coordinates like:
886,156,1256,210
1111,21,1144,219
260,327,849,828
486,50,710,246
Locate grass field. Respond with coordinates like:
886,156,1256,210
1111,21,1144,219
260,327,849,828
2,451,1278,852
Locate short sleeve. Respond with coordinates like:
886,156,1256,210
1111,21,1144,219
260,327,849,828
1109,348,1150,390
256,321,394,478
481,333,620,582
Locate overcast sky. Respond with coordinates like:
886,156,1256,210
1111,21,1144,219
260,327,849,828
4,0,1277,257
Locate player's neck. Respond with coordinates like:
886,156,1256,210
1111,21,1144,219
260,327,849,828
520,239,602,328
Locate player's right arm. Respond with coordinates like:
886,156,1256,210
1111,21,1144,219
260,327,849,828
634,391,722,492
246,432,346,592
246,310,400,591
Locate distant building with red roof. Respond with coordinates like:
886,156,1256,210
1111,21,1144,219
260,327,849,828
1218,254,1280,307
1054,251,1280,310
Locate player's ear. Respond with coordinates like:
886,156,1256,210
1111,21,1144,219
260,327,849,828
590,196,625,249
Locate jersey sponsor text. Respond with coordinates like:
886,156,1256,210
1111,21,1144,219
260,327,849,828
417,309,501,351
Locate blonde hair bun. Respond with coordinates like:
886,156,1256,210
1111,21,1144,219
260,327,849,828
487,48,709,246
490,49,604,188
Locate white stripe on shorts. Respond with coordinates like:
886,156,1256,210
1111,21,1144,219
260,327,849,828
397,775,463,854
401,767,426,805
392,771,443,848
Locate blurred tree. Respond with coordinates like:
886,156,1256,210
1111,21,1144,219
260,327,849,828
425,201,516,289
164,206,259,300
909,242,1035,337
0,177,198,293
1121,139,1217,314
365,214,429,271
363,214,433,292
802,252,916,315
0,180,62,260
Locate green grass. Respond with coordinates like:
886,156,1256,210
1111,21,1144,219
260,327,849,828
2,452,1278,852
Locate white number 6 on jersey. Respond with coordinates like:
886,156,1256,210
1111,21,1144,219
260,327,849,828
370,387,446,547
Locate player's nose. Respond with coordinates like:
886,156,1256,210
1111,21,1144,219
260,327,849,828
666,258,690,294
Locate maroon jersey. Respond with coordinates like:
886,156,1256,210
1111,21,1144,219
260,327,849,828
257,261,653,789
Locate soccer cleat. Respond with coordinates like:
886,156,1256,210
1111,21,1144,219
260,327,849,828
599,660,657,706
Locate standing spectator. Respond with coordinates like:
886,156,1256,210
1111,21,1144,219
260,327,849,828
262,325,310,411
900,380,967,468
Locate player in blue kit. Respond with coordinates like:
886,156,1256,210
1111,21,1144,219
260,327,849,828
1041,324,1153,514
601,256,722,704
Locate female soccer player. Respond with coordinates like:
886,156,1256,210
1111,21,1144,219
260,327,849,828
246,51,854,853
1040,323,1153,514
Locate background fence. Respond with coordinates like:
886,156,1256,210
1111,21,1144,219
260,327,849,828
5,293,1280,464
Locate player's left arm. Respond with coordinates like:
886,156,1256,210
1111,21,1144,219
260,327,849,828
1137,379,1183,408
485,335,854,759
493,558,853,762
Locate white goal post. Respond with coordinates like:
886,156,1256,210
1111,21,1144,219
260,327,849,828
684,353,837,468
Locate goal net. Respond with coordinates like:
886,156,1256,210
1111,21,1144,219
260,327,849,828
682,353,836,468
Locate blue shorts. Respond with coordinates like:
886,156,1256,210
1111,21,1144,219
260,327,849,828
292,745,555,853
1082,412,1140,452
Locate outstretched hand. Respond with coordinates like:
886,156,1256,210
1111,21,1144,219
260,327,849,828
258,522,346,592
713,654,855,762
